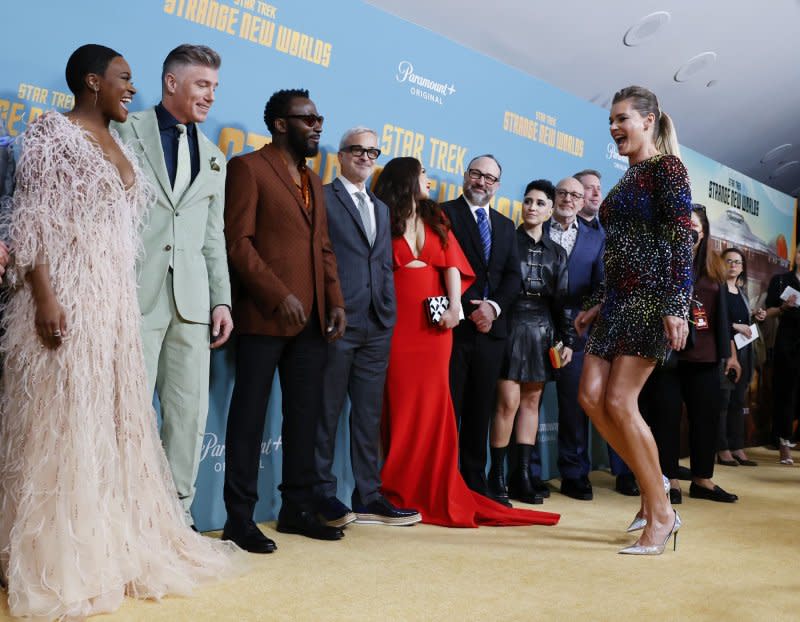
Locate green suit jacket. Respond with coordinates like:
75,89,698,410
114,108,231,323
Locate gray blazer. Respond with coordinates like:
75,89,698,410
323,177,395,329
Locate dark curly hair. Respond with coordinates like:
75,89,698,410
263,88,309,134
373,157,449,248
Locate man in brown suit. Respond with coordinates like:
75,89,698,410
222,89,346,551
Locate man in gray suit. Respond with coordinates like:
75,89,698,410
314,127,420,527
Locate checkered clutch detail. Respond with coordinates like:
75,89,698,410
424,296,450,325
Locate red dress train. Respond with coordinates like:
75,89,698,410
380,225,560,527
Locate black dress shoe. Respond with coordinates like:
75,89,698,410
677,465,692,480
529,476,551,498
316,496,357,528
462,471,490,497
487,461,511,506
669,488,682,504
221,520,277,554
689,482,738,503
277,508,344,540
615,473,640,496
716,455,739,467
560,476,593,500
507,469,544,504
353,496,422,526
733,455,757,466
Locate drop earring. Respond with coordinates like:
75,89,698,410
93,86,99,108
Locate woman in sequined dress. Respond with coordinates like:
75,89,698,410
488,179,575,506
575,86,693,555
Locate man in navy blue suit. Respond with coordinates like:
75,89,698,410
442,155,521,500
315,127,421,527
575,169,639,497
531,176,604,500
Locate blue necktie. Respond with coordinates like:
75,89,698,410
476,208,491,297
476,208,491,263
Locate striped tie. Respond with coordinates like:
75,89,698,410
476,208,491,263
476,208,491,297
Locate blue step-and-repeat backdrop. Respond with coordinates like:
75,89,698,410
1,1,795,530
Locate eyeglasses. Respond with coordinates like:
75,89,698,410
342,145,381,160
555,189,584,201
284,114,324,127
725,259,743,266
467,169,499,185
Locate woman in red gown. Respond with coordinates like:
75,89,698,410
374,157,559,528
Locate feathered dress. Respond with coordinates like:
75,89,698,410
0,112,237,620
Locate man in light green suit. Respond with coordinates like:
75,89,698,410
115,44,233,527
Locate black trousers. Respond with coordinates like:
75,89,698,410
678,360,721,479
639,364,682,479
770,350,800,441
449,332,505,487
223,318,327,524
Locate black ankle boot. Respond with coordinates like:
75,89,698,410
509,443,544,504
488,446,511,506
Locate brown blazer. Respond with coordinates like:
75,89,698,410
225,143,344,336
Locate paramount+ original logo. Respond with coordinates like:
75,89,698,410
395,60,456,106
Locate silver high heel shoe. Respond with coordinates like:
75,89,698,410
626,475,671,532
619,510,681,555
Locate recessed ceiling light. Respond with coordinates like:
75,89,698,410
674,52,717,82
761,144,792,164
623,11,671,46
769,160,800,179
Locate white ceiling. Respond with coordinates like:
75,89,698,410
367,0,800,199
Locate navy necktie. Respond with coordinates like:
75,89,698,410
476,208,491,263
476,208,491,297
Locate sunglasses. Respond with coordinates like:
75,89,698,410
285,114,324,128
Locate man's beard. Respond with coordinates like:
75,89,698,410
288,129,318,159
464,185,490,207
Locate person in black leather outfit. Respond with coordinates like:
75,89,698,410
488,179,575,505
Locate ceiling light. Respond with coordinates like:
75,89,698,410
674,52,717,82
769,160,800,179
623,11,671,46
761,144,792,164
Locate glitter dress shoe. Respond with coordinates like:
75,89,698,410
626,475,671,532
619,510,681,555
221,519,277,554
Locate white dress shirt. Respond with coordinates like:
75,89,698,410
339,175,376,239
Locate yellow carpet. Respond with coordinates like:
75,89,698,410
2,446,797,621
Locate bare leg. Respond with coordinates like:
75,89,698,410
491,380,520,447
515,382,544,445
579,354,674,547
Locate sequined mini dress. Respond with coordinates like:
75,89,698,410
585,154,693,362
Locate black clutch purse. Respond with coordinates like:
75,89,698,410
424,296,450,325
